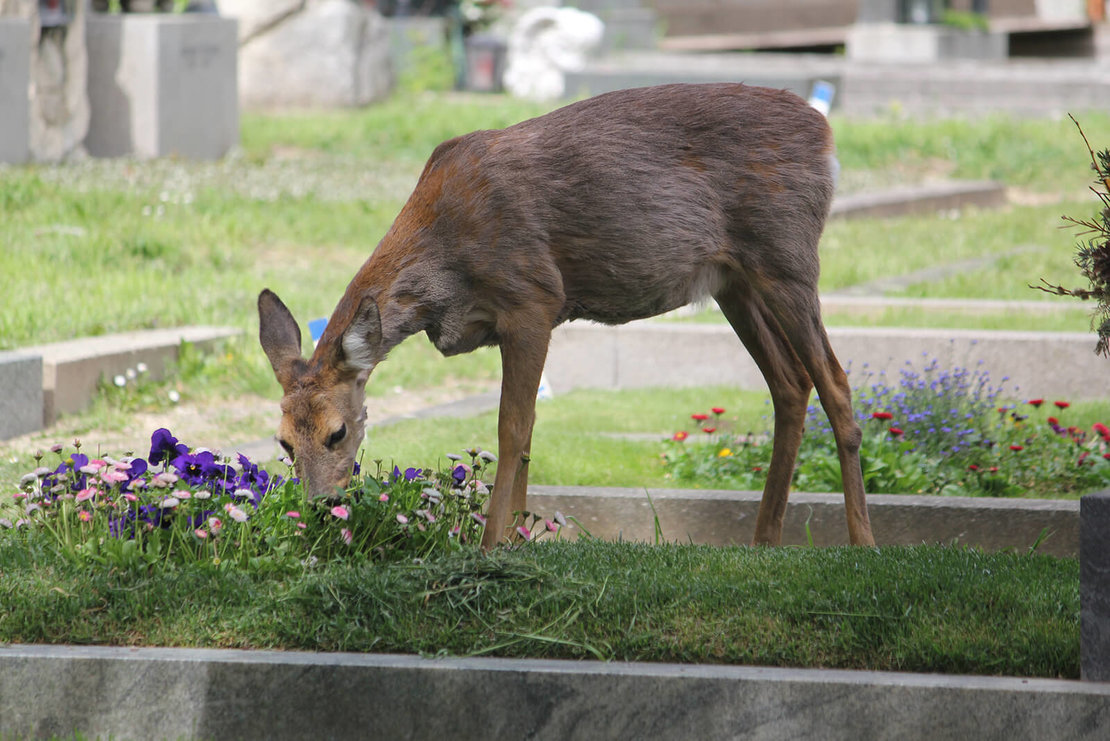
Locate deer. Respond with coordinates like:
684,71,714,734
258,82,876,550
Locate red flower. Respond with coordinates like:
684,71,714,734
989,466,999,473
672,431,688,442
1009,444,1024,452
1055,400,1070,409
1103,453,1110,460
888,427,903,437
1094,422,1110,438
968,464,980,471
871,411,893,421
691,413,709,422
1028,399,1044,408
752,466,763,473
702,427,717,434
1047,417,1059,426
711,407,726,415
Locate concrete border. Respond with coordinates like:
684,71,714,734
544,322,1109,401
1,645,1107,741
528,486,1080,558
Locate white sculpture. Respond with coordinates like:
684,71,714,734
503,6,603,101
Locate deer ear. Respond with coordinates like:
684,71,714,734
339,295,382,377
258,289,304,388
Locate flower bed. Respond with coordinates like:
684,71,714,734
3,429,560,570
664,355,1110,498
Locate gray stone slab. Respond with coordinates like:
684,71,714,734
85,14,238,159
830,180,1008,220
530,486,1079,557
545,322,1110,402
20,326,240,424
1082,490,1110,680
0,351,43,440
0,17,30,165
2,645,1108,741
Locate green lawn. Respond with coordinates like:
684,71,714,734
0,536,1079,678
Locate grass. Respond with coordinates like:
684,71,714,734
0,536,1078,678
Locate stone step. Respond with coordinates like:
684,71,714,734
529,486,1079,557
2,645,1107,741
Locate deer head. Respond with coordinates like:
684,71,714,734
257,289,379,500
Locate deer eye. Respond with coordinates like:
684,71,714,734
278,439,295,460
326,424,347,449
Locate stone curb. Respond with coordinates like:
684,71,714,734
830,180,1007,220
4,326,241,440
528,486,1079,558
544,323,1109,401
1,645,1107,741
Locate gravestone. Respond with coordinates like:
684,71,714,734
0,0,89,162
0,17,30,164
85,13,238,159
1081,490,1110,681
0,352,43,440
222,0,392,109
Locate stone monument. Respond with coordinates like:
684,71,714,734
0,0,89,162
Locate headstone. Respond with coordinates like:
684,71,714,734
226,0,393,109
85,13,238,159
0,17,30,164
0,352,43,440
0,0,89,162
1081,490,1110,681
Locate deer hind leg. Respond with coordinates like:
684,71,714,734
719,277,875,546
715,282,814,545
481,323,551,550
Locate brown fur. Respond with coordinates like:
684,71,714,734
259,83,875,548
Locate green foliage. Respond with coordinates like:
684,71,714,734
1035,118,1110,355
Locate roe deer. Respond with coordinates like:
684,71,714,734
258,82,875,549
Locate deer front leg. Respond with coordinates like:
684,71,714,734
481,328,551,549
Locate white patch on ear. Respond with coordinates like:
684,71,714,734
340,296,383,374
341,330,377,373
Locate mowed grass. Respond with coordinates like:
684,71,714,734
0,536,1079,678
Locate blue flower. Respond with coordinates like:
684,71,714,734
149,428,189,467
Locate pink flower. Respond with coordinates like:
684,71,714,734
99,467,129,485
75,487,97,503
396,514,409,525
228,506,248,523
470,513,487,526
340,528,353,546
672,431,688,442
286,511,301,519
378,493,389,503
545,519,559,532
122,493,138,502
78,510,92,522
516,526,532,540
331,505,349,520
194,528,209,540
208,516,223,534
